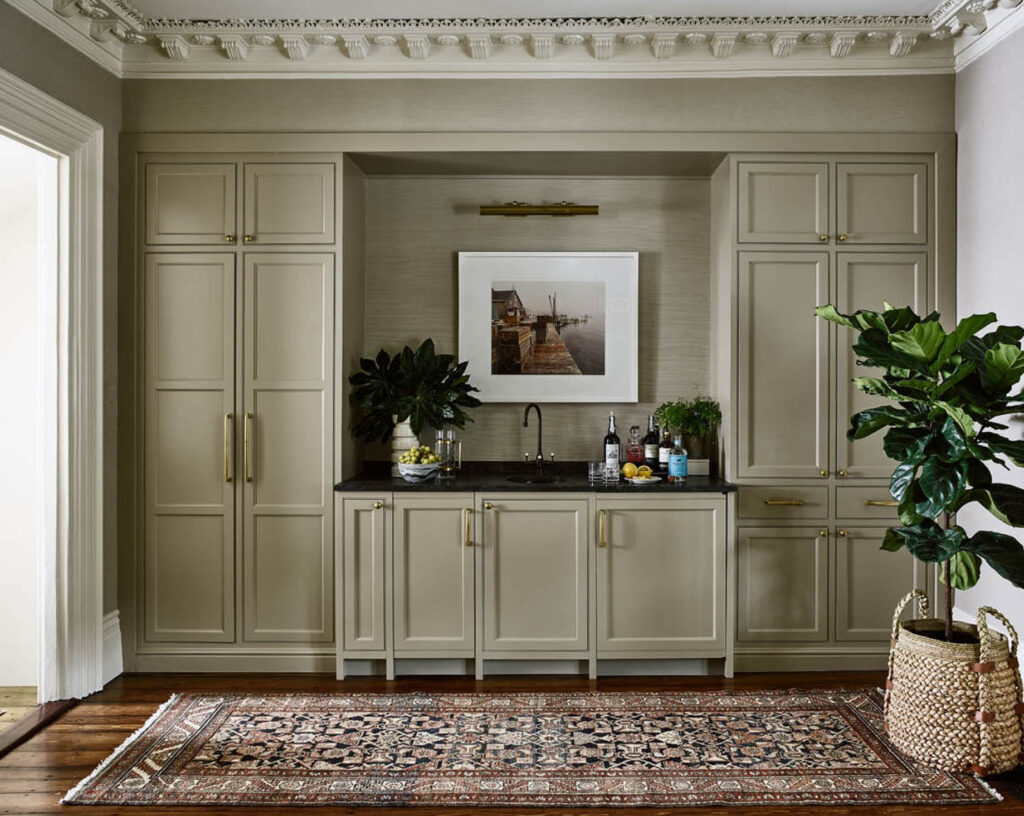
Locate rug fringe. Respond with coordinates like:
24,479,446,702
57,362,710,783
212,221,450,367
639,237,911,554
61,693,180,805
974,775,1004,802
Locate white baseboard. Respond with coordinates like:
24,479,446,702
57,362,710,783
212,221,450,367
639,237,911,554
102,610,123,685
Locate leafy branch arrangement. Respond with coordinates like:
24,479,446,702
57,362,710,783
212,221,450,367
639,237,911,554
816,303,1024,641
349,338,482,444
655,396,723,437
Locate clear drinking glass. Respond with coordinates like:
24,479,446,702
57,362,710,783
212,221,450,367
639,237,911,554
435,428,462,480
603,463,620,485
588,461,604,483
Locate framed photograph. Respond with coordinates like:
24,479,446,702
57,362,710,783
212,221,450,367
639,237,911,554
458,251,638,403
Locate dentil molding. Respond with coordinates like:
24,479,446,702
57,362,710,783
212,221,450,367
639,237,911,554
5,0,1024,77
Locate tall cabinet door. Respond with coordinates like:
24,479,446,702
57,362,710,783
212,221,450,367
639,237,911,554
242,253,335,642
145,163,236,245
738,252,830,479
393,496,475,655
144,254,235,642
737,162,829,244
341,497,388,652
835,253,927,478
480,498,589,653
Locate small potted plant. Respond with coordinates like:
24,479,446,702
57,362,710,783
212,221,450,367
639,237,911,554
349,339,482,473
655,396,722,459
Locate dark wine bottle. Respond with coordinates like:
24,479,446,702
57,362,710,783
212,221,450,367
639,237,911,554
658,428,673,474
603,412,620,469
643,415,660,470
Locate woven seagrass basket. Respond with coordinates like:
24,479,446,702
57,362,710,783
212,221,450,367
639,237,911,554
885,589,1024,775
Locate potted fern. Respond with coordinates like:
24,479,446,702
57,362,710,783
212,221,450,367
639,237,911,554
655,396,722,459
816,302,1024,774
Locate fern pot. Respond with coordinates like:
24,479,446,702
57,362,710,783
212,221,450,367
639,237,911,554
390,416,419,477
885,590,1024,776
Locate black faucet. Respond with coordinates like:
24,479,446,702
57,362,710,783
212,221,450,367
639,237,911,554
523,403,543,476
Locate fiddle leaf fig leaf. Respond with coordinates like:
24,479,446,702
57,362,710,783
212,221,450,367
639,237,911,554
814,304,858,329
890,321,946,364
934,401,976,438
954,484,1024,527
979,432,1024,468
898,522,964,564
982,343,1024,392
940,550,982,590
890,462,917,502
934,361,978,398
849,406,910,440
852,377,902,400
881,528,906,553
919,457,966,511
854,329,928,374
935,313,997,370
963,531,1024,588
883,427,932,464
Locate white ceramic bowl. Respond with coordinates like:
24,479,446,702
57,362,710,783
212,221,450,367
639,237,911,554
397,462,440,483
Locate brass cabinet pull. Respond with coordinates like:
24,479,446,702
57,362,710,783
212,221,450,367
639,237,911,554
837,469,849,478
819,469,829,477
464,508,473,547
818,234,829,242
224,412,233,483
818,529,829,538
374,501,383,510
243,412,254,482
764,498,805,506
865,499,899,507
243,234,255,243
598,509,607,548
838,529,849,537
838,233,849,242
225,234,236,243
484,502,494,510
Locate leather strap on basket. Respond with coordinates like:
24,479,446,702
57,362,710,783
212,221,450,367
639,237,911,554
885,590,929,717
976,606,1023,774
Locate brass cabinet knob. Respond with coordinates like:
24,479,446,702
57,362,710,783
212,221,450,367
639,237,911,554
225,234,236,243
819,469,829,477
818,529,829,538
484,502,494,510
818,234,829,242
838,233,849,242
373,501,383,509
838,470,848,478
243,234,255,243
838,529,848,537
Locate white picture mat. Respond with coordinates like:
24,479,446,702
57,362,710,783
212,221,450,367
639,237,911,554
458,251,638,403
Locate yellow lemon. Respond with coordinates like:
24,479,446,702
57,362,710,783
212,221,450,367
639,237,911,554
621,462,638,478
637,466,653,479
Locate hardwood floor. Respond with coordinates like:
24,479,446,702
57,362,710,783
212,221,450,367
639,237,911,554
2,671,1021,815
0,688,38,735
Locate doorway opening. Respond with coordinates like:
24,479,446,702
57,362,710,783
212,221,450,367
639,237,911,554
0,131,58,723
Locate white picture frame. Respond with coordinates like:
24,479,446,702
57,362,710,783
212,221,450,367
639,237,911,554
458,251,638,403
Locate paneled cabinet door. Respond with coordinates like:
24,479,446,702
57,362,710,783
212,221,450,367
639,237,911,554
737,527,829,642
243,253,335,643
835,253,927,478
145,163,236,245
243,163,335,244
835,527,928,642
144,253,235,642
596,498,725,654
393,497,475,655
738,252,830,479
341,497,387,651
480,498,589,652
737,162,829,244
836,163,928,245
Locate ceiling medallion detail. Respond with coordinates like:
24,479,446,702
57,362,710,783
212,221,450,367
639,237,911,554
22,1,1024,76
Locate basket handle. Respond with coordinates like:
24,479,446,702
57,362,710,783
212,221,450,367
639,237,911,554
891,589,929,644
977,606,1019,663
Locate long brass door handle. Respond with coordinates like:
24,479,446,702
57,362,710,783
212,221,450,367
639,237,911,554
244,412,254,483
764,498,805,506
865,499,899,507
464,508,473,547
224,412,233,482
598,509,607,548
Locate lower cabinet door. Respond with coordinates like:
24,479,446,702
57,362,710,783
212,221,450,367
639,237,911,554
481,498,589,652
596,498,726,654
393,496,475,655
737,526,829,642
341,497,388,651
835,526,928,641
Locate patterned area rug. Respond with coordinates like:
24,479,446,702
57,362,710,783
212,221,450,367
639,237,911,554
63,689,1000,807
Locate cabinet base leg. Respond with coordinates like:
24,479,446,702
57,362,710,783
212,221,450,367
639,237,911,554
724,654,734,679
385,655,395,681
474,657,484,681
336,658,345,681
588,658,597,680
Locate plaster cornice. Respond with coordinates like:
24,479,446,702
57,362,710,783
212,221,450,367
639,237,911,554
5,0,1022,78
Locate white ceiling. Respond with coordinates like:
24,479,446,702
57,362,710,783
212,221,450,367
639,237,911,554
130,0,939,20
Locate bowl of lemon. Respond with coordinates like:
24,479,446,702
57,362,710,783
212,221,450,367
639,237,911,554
622,463,660,485
397,446,443,482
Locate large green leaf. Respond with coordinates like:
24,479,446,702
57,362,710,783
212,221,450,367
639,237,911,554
919,457,966,511
852,377,902,400
966,459,993,487
853,330,928,374
890,462,917,502
881,305,923,333
963,531,1024,588
933,361,978,398
979,433,1024,468
934,401,976,438
848,406,911,440
982,343,1024,392
897,523,965,563
953,484,1024,527
881,528,906,552
932,416,968,462
940,550,982,590
899,489,925,525
890,321,946,364
934,313,997,370
814,304,858,329
883,427,932,464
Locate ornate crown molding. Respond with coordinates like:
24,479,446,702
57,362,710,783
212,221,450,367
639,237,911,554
7,0,1021,78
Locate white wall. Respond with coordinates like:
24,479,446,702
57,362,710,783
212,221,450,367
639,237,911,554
0,134,51,686
954,25,1024,628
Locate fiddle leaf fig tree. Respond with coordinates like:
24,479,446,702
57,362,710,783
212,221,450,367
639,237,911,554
815,303,1024,641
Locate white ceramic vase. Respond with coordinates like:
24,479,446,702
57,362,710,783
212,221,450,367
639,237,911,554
390,415,419,476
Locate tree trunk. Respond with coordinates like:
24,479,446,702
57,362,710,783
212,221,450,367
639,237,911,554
944,558,954,642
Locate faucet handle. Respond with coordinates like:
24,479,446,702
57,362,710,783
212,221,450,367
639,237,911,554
524,452,530,462
550,452,556,462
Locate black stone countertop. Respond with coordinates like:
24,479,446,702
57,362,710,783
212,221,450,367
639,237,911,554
335,461,737,494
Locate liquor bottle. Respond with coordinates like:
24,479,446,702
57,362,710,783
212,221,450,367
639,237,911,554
658,428,673,474
643,415,660,470
668,435,689,483
627,424,644,464
603,412,621,469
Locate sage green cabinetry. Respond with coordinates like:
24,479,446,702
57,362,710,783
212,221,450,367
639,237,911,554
595,497,726,656
341,496,387,653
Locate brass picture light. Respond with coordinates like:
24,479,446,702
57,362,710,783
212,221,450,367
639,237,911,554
479,200,599,217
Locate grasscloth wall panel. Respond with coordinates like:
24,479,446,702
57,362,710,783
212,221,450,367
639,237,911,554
363,175,709,462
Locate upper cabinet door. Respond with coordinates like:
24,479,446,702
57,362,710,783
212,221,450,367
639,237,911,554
836,163,928,245
243,163,335,244
738,252,830,479
835,253,927,478
145,163,236,245
738,162,829,244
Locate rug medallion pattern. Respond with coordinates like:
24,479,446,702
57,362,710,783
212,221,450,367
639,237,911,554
64,689,999,806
